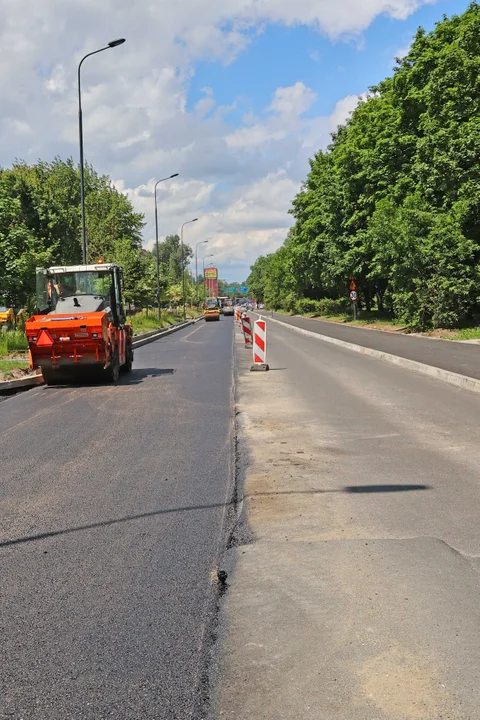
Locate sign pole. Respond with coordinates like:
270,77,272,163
349,279,358,321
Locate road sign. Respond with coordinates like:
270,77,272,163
349,290,358,302
228,287,237,293
349,275,357,291
240,286,248,293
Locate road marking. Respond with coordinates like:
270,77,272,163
181,322,208,343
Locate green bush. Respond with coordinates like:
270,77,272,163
315,298,349,316
294,297,349,316
281,293,298,313
295,298,319,314
0,330,28,356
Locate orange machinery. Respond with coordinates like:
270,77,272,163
26,263,133,385
204,298,220,322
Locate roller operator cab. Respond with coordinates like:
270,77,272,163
26,264,134,385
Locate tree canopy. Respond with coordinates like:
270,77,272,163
247,3,480,328
0,158,196,310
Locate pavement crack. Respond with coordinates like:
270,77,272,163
257,535,480,560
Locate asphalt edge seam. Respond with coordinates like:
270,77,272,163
193,318,242,720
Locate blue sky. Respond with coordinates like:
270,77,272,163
0,0,474,283
189,0,469,122
184,0,471,281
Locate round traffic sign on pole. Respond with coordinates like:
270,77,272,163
349,290,358,303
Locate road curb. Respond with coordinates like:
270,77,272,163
0,316,204,395
260,314,480,395
132,317,200,348
0,370,44,394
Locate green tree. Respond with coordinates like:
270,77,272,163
250,2,480,328
154,234,193,285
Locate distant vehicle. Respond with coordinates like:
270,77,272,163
217,296,229,312
258,303,264,309
223,301,234,316
204,298,220,322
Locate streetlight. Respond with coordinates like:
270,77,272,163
203,253,215,303
180,218,198,320
154,173,179,319
78,38,126,264
194,240,209,308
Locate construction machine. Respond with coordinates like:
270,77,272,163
204,298,220,322
25,263,133,385
0,306,15,328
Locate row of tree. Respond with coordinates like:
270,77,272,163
248,3,480,328
0,158,201,311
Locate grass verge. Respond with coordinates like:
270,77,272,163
0,330,29,356
269,308,480,340
130,309,202,335
271,309,406,332
0,359,30,379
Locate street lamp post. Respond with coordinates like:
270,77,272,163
203,253,214,303
78,38,126,264
194,240,209,308
180,218,198,320
154,173,179,319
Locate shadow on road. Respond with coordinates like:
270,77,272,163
120,368,176,384
345,484,429,493
42,368,177,389
0,485,430,549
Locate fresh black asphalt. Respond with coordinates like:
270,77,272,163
268,312,480,380
1,317,234,720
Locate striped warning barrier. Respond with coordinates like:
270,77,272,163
251,319,269,371
235,306,241,323
242,314,253,347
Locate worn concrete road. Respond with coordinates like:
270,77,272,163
267,311,480,380
217,316,480,719
1,318,234,720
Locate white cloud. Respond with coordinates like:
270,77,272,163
268,82,317,117
5,119,33,136
331,93,369,128
0,0,437,279
45,64,67,93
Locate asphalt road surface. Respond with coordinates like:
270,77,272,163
267,311,480,379
217,316,480,719
1,317,234,720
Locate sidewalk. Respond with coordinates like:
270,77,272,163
267,312,480,380
215,319,480,720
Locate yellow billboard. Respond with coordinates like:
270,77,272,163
204,267,218,279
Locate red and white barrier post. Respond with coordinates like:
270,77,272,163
251,319,269,371
241,313,253,348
